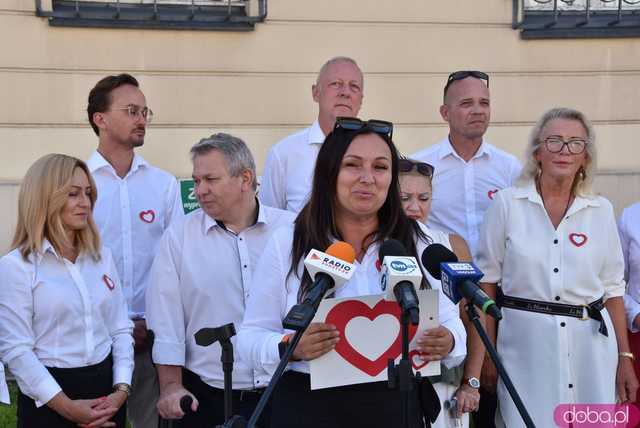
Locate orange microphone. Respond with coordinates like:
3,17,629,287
283,241,357,331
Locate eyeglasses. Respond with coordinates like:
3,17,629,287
542,136,587,154
399,158,434,178
334,117,394,140
444,70,489,96
113,105,154,124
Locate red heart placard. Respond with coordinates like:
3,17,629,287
325,299,418,377
408,349,429,370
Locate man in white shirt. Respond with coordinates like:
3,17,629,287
86,73,184,428
146,133,295,427
412,71,521,428
259,56,364,213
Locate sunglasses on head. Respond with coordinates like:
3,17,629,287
399,158,434,178
334,117,394,140
443,70,489,96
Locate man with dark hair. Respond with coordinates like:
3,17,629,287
412,71,521,428
146,133,295,427
86,73,184,428
259,56,364,213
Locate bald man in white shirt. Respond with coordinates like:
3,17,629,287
147,133,295,428
259,56,364,213
86,74,184,428
412,71,521,428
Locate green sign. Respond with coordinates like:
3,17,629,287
180,179,200,214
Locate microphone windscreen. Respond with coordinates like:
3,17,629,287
378,239,408,262
326,241,357,264
421,243,458,280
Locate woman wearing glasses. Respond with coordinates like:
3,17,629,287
399,159,480,428
239,118,467,427
0,154,133,427
476,108,638,426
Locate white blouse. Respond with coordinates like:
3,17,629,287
476,180,624,426
620,202,640,332
0,242,134,407
237,223,467,376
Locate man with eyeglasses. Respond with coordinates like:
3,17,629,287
259,56,364,213
412,71,521,428
86,73,184,428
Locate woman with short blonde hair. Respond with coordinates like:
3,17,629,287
0,153,133,428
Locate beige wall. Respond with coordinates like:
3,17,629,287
1,0,640,251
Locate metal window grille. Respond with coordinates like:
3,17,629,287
514,0,640,38
36,0,267,30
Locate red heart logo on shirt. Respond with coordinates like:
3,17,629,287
487,189,499,200
325,299,418,377
569,233,588,247
409,349,430,370
103,274,115,291
139,210,155,224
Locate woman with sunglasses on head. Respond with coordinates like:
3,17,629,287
238,117,467,428
399,159,480,428
476,108,638,426
0,154,134,428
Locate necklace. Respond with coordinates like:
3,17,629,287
536,178,573,227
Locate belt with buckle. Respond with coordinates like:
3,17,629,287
496,289,607,337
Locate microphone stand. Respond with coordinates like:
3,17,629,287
224,283,333,428
194,323,238,428
387,306,419,428
465,303,536,428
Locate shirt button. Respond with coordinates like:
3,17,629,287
243,265,247,268
568,384,573,388
553,268,559,273
560,322,566,327
554,239,558,244
555,296,561,301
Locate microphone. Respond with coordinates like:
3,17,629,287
282,241,356,331
379,239,422,325
422,243,502,320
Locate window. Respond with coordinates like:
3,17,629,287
36,0,266,30
513,0,640,38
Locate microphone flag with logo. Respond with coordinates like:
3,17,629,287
421,243,502,320
378,239,422,325
283,241,357,331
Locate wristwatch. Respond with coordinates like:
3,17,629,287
462,377,480,389
113,383,132,396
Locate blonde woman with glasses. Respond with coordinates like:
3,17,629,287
0,154,133,427
477,108,638,426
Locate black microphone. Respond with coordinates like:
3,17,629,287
379,239,421,325
422,244,502,320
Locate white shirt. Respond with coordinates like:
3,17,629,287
476,181,623,426
146,203,296,390
0,365,9,404
0,243,134,407
259,121,325,213
411,137,521,257
88,151,184,319
620,202,640,332
237,223,467,377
